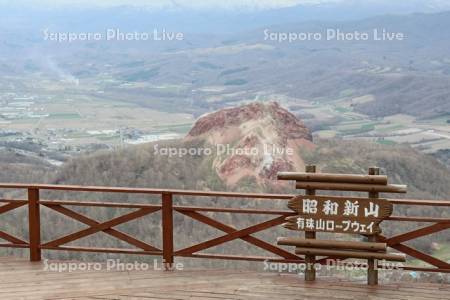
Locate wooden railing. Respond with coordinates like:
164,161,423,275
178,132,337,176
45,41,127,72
0,183,449,273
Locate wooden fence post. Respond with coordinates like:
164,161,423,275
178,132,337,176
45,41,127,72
367,167,380,286
28,188,41,262
304,165,316,282
162,192,174,270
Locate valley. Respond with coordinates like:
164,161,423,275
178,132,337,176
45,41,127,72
2,72,448,167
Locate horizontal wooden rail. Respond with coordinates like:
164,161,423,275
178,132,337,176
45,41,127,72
387,198,450,206
40,246,163,255
278,172,388,185
295,182,407,193
295,247,406,262
277,238,387,251
0,183,449,274
41,200,161,209
0,183,293,199
3,198,446,221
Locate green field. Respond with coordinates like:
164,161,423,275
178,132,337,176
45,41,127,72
47,113,81,120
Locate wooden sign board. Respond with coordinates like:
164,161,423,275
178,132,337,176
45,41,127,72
288,195,393,219
283,217,381,235
283,195,393,235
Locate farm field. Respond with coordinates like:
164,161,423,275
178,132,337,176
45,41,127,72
283,94,450,154
0,80,194,150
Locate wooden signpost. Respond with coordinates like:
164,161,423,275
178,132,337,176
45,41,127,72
283,195,393,235
277,166,407,286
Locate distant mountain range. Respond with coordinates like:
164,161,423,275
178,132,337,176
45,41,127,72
1,8,449,119
2,0,450,33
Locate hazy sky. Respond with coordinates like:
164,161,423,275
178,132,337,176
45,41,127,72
2,0,449,13
0,0,342,10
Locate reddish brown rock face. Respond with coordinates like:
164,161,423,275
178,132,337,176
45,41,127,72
259,158,294,180
187,102,312,142
184,102,314,186
219,155,253,176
